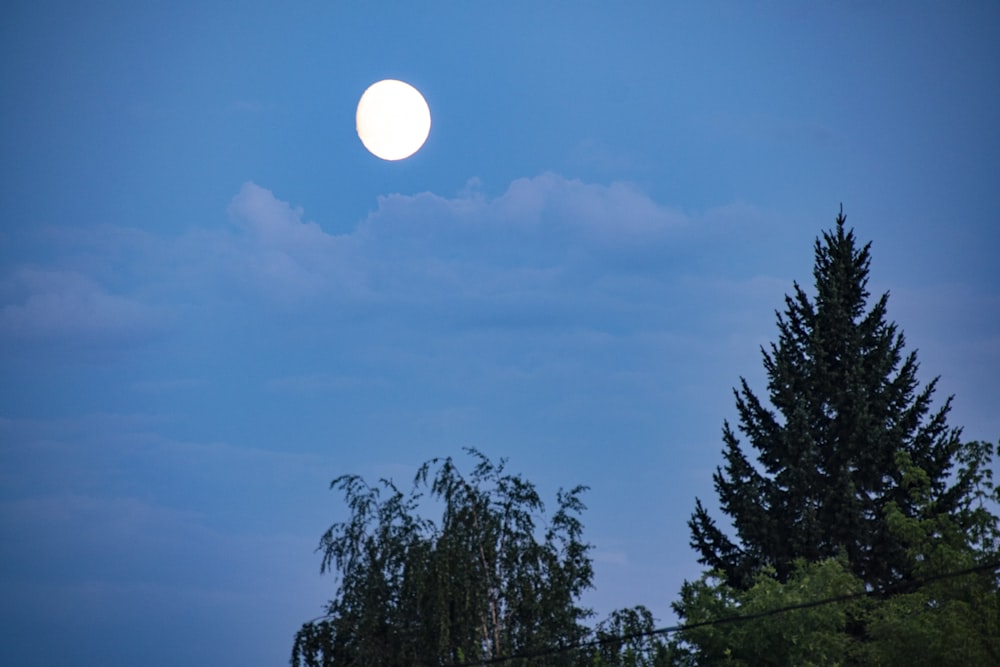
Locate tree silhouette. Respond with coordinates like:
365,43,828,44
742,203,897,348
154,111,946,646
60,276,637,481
687,209,979,591
291,449,594,667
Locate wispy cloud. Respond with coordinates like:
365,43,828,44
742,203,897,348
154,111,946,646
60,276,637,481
0,175,775,356
132,378,207,392
592,549,630,566
0,268,164,343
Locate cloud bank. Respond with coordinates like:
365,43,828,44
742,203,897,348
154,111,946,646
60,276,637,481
0,268,162,343
219,174,687,306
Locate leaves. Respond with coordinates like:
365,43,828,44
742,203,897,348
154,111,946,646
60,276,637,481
290,213,1000,666
292,448,595,667
676,559,867,666
687,210,970,592
678,210,1000,665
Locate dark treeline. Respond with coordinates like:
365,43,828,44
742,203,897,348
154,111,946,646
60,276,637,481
292,211,1000,666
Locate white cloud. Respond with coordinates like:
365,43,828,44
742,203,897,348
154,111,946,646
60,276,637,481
2,175,759,339
175,174,693,313
498,172,685,238
365,171,685,247
0,268,163,342
222,182,363,302
228,182,335,251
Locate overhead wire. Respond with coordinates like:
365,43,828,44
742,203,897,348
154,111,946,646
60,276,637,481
441,559,1000,667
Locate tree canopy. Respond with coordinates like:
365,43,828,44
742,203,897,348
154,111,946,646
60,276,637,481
686,209,986,592
675,451,1000,665
676,209,1000,663
291,449,596,667
291,209,999,666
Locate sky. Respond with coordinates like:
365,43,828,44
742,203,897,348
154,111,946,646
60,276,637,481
1,1,999,665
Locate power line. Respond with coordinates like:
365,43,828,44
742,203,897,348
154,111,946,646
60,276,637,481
442,559,1000,667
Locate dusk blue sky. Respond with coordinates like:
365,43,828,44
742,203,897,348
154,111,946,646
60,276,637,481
2,2,999,665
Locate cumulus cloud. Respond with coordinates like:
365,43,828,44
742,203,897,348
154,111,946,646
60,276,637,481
222,182,363,302
228,182,334,250
359,174,689,298
0,268,162,343
365,171,685,247
499,173,684,238
180,174,691,313
2,174,735,340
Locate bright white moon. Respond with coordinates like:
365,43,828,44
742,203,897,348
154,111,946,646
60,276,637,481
356,79,431,161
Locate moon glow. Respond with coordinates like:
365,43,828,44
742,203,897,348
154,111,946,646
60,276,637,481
356,79,431,161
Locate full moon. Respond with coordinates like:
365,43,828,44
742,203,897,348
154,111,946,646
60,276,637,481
356,79,431,161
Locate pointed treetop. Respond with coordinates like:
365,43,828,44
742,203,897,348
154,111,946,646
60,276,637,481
684,206,968,592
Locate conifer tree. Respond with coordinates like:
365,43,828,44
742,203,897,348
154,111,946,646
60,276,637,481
687,209,975,591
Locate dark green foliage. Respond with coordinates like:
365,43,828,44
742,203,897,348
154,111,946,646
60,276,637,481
676,558,866,666
675,444,1000,665
291,449,595,667
687,210,982,592
677,209,1000,664
865,442,1000,665
590,605,675,667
